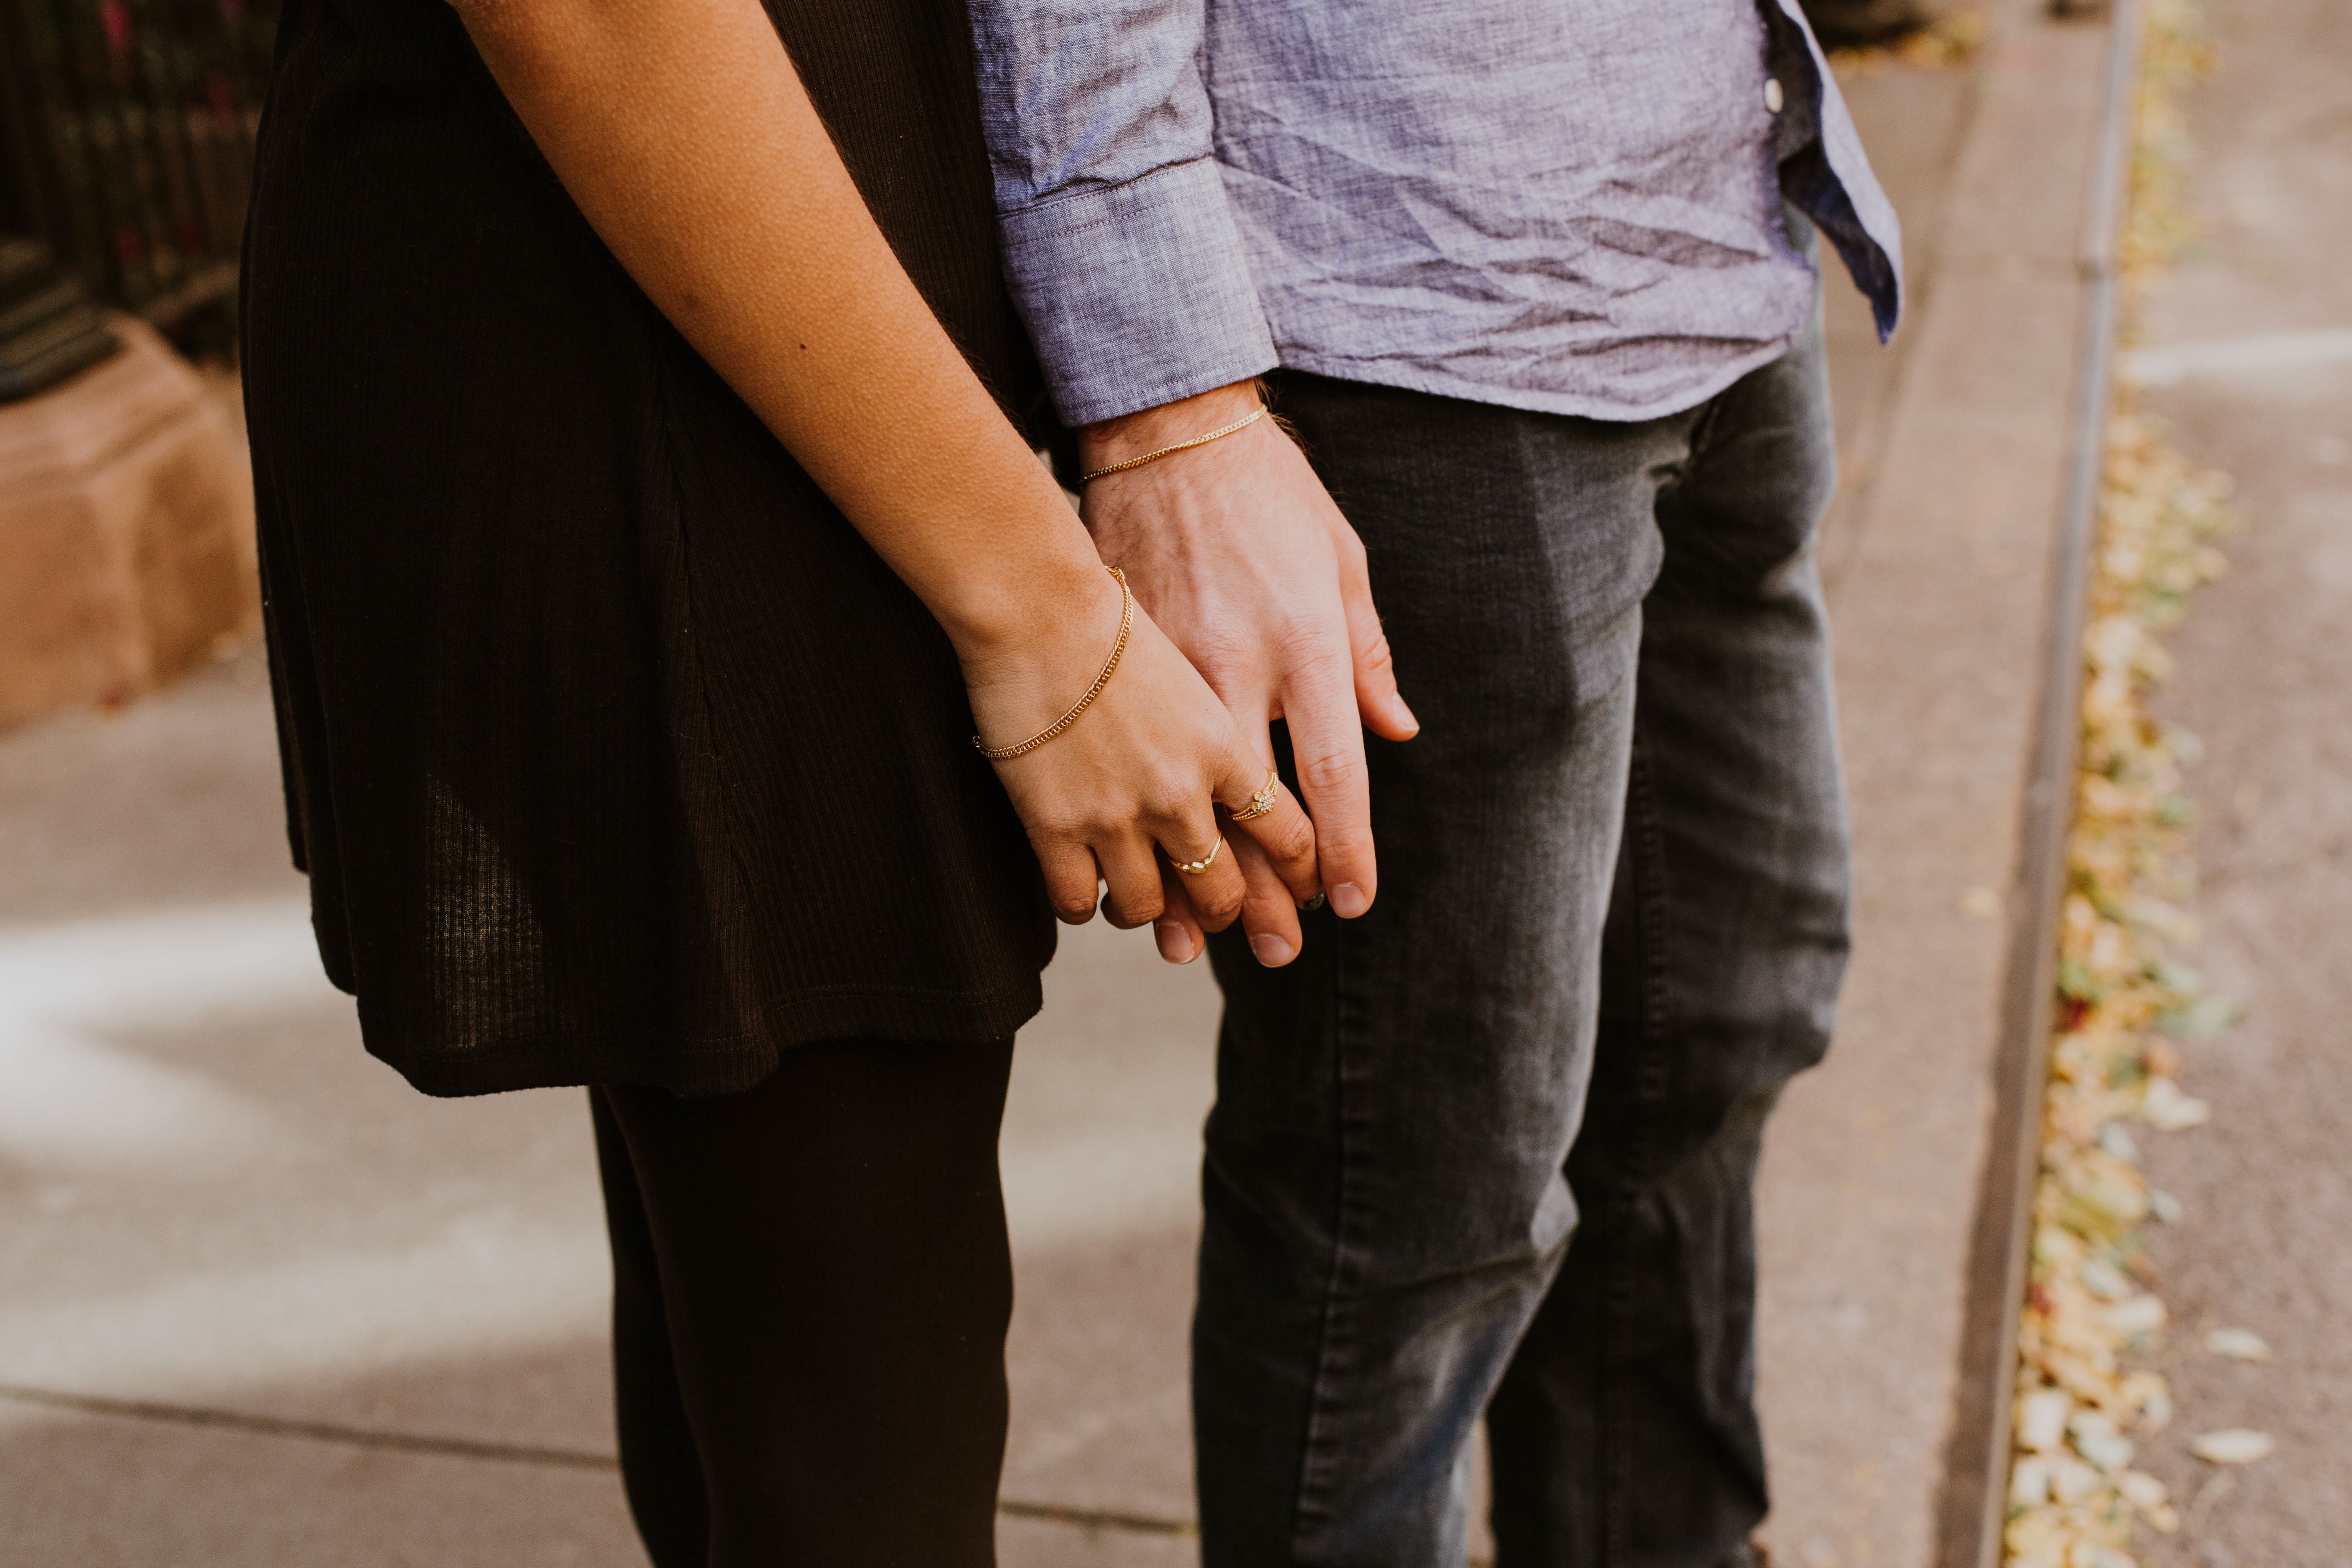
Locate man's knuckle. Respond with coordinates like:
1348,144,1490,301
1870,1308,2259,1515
1273,617,1350,673
1192,628,1256,681
1298,743,1364,787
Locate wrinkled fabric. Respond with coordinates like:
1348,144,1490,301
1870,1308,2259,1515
969,0,1902,427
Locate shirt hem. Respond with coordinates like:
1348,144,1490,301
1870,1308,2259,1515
1267,337,1802,425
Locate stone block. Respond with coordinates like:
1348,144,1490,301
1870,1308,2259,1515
0,317,257,731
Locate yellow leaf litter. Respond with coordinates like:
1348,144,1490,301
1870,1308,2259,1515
2002,4,2256,1567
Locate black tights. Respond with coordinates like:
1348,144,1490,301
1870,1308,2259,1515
589,1037,1016,1568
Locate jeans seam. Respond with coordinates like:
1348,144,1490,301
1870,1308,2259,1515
1290,913,1374,1548
1602,728,1677,1568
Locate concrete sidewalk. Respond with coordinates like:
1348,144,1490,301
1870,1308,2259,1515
1752,2,2124,1561
0,6,2131,1560
2121,0,2352,1557
0,646,1216,1565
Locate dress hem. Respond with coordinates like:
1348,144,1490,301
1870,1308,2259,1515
360,975,1047,1099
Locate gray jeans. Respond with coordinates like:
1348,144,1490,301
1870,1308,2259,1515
1195,293,1850,1568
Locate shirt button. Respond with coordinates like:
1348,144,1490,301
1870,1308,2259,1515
1764,77,1785,113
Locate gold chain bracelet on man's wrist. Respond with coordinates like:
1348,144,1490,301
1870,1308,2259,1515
1079,406,1267,483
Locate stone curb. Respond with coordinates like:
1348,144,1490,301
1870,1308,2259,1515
1930,2,2145,1564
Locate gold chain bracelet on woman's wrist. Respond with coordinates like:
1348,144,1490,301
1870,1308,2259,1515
973,566,1134,760
1079,406,1267,483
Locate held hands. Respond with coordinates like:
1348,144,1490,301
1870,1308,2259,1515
960,566,1321,940
1078,381,1417,967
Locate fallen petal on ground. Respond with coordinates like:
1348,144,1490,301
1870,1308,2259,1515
2188,1428,2275,1465
2140,1077,2213,1131
2203,1327,2270,1361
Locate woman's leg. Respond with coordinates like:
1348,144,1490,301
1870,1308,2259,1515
591,1088,713,1567
590,1036,1017,1568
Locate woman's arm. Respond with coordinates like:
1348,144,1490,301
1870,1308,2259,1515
449,0,1319,955
455,0,1072,646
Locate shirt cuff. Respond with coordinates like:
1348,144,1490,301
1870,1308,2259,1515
998,159,1279,428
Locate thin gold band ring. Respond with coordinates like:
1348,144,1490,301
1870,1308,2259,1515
1172,838,1224,876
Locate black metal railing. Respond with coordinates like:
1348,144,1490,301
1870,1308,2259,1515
0,0,276,322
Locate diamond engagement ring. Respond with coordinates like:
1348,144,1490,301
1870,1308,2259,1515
1228,769,1281,822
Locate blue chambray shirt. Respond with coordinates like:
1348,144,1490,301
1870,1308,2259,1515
967,0,1904,428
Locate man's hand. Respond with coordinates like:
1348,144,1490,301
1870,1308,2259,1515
1079,379,1418,967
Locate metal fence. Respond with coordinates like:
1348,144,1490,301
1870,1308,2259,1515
0,0,276,322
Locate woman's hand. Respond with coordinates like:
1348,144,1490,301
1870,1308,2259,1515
960,571,1322,960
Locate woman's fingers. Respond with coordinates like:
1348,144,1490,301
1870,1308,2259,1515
1219,750,1321,907
1037,840,1103,925
1096,836,1168,929
1158,819,1247,932
984,610,1314,955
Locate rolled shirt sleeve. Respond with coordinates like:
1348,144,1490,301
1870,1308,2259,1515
967,0,1278,427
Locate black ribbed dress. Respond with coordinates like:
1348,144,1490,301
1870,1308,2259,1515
241,0,1058,1097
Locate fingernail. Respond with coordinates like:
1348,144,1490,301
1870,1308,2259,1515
1300,892,1328,913
1330,882,1370,918
1394,696,1421,734
1250,933,1295,967
1155,922,1197,964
